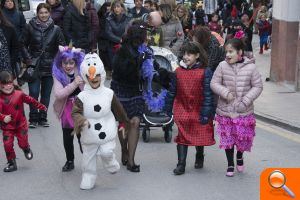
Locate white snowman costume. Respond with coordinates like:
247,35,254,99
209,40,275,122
73,53,125,190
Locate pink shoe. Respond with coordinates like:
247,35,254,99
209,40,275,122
236,158,244,173
226,166,234,177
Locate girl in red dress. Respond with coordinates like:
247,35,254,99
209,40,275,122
165,41,215,175
0,71,46,172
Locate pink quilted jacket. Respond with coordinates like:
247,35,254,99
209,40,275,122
210,57,263,118
53,73,84,119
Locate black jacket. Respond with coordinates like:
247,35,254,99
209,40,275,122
129,7,149,19
63,4,90,50
112,43,140,87
0,24,18,74
1,8,26,41
22,18,65,77
105,13,131,44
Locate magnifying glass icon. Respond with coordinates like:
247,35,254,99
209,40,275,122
268,170,296,198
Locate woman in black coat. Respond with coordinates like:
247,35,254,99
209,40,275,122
97,2,111,75
63,0,90,52
111,24,146,173
1,0,26,42
0,8,18,75
22,3,65,128
105,0,131,67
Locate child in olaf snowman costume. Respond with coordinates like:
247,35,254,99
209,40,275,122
72,53,129,190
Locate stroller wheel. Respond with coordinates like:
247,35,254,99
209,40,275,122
142,128,150,143
164,129,172,143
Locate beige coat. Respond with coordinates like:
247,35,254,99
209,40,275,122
210,57,263,118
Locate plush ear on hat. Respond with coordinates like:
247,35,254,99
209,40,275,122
59,45,65,52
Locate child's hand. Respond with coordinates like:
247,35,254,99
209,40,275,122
74,76,84,86
236,102,247,113
200,116,209,125
84,120,90,129
227,92,235,102
3,115,12,123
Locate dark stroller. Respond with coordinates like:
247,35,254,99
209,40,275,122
140,46,178,143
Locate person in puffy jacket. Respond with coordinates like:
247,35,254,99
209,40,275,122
105,0,131,69
46,0,65,30
63,0,90,52
22,3,65,128
159,4,184,57
164,41,215,176
210,38,263,177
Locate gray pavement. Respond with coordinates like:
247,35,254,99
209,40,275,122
0,112,300,200
253,35,300,131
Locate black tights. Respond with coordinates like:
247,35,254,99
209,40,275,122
63,128,81,161
225,147,243,167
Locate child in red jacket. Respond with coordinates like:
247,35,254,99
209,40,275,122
0,71,46,172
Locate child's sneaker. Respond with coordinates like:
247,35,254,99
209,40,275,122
39,121,50,127
226,166,234,177
62,161,74,172
29,122,38,128
3,159,17,172
236,158,244,172
23,148,33,160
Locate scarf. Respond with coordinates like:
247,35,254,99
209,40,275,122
138,44,167,112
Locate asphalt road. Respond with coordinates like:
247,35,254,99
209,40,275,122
0,101,299,200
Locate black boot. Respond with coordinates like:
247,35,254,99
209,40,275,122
23,148,33,160
62,161,74,172
173,145,188,175
195,146,204,169
3,159,17,172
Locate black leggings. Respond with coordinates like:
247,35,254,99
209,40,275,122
225,147,243,167
62,128,81,161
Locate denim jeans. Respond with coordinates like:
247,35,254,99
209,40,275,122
28,76,53,123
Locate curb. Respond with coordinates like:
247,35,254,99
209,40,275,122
254,111,300,133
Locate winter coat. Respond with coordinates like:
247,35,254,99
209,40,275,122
97,12,110,50
170,62,215,146
208,21,222,34
1,7,26,41
63,4,90,51
53,74,84,118
86,2,99,50
129,6,149,19
161,17,184,57
22,17,66,77
165,61,214,122
207,35,225,71
112,43,140,88
210,57,263,118
257,20,271,37
50,3,65,30
105,13,132,45
0,24,18,74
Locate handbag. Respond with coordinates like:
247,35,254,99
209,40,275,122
19,56,42,83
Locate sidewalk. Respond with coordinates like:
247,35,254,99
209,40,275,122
252,35,300,132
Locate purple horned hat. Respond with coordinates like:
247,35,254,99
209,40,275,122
52,43,85,86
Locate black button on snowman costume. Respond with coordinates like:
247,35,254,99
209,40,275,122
72,53,127,190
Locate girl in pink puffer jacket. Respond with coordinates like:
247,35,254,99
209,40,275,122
210,38,263,177
52,45,85,172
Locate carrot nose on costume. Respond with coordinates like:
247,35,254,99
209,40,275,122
88,66,96,80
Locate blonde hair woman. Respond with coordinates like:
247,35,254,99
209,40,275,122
72,0,85,15
175,4,191,36
63,0,91,52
